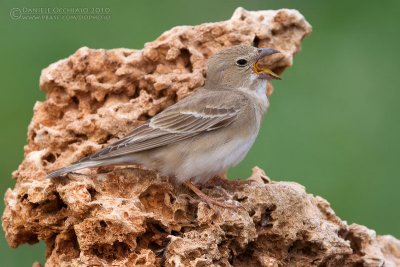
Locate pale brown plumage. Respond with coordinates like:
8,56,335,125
47,45,281,184
82,90,242,160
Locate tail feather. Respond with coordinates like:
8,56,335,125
46,161,104,179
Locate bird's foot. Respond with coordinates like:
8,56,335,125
184,180,238,209
204,175,254,190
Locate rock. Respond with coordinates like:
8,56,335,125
3,7,399,267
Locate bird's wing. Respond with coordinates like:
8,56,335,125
78,90,243,162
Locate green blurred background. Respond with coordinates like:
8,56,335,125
1,0,399,265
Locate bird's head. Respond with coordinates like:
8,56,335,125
205,45,281,89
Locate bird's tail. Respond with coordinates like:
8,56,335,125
46,161,105,179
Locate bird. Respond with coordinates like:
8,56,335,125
47,45,281,207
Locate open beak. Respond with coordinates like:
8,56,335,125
252,48,282,80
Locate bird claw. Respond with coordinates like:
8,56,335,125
183,180,241,210
204,175,256,190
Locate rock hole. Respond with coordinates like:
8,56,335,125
138,114,150,121
74,133,88,140
148,220,168,234
30,131,37,141
248,209,256,217
253,36,260,47
234,195,248,202
71,96,79,105
136,219,170,254
171,230,180,236
288,240,319,257
31,202,40,209
43,153,56,164
99,133,113,144
259,205,276,227
271,29,279,36
122,51,131,57
342,230,363,254
92,241,131,262
131,84,141,99
136,256,146,265
99,220,107,228
58,110,65,119
232,243,255,265
149,241,166,256
42,192,67,213
180,48,193,72
187,250,201,259
169,193,176,204
87,187,97,201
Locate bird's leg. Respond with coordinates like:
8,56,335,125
204,172,255,190
203,171,229,188
183,180,238,209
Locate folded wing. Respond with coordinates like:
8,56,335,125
77,91,242,162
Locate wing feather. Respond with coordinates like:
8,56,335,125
77,91,243,162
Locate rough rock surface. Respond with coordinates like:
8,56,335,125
2,7,400,267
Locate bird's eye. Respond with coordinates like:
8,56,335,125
236,59,248,66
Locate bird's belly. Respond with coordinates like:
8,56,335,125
171,134,257,184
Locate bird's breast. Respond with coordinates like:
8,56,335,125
253,79,269,113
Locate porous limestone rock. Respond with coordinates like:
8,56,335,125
3,7,400,267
